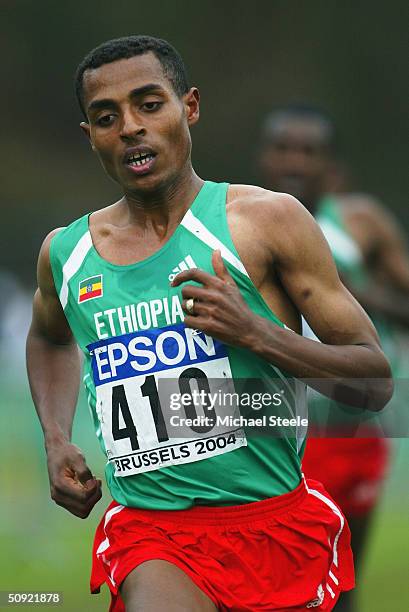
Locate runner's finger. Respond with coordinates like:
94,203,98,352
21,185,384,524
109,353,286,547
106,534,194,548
212,250,235,284
181,284,209,300
54,478,99,503
71,461,94,486
171,268,215,288
183,315,209,331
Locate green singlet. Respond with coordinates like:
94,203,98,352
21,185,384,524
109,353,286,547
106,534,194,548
50,181,306,509
316,196,368,288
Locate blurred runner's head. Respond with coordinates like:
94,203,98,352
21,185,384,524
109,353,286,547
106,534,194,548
75,36,200,198
257,104,336,211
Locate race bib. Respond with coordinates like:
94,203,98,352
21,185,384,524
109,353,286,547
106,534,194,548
87,324,246,477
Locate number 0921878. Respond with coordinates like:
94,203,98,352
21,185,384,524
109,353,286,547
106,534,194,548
1,592,62,605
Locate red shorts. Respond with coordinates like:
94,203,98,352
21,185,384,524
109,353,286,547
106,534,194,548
91,479,354,611
302,438,390,517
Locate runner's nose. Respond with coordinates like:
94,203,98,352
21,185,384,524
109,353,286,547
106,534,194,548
120,108,145,140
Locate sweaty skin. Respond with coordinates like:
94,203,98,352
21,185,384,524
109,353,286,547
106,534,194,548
26,53,392,609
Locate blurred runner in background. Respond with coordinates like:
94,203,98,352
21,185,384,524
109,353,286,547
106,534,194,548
257,103,409,612
0,270,31,375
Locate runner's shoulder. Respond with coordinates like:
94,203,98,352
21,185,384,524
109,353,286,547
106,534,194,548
336,192,386,221
337,192,399,236
37,212,90,288
227,184,314,232
37,228,65,295
39,227,65,263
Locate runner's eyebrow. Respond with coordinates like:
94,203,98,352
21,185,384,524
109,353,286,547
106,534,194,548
87,84,166,113
129,83,166,98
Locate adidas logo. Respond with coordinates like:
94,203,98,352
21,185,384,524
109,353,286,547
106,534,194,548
168,255,197,282
306,584,324,608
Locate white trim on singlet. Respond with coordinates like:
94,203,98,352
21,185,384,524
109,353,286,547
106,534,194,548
59,231,93,310
180,209,249,277
319,219,362,264
295,379,308,453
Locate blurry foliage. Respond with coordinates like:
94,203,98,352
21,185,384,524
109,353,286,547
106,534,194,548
1,0,408,282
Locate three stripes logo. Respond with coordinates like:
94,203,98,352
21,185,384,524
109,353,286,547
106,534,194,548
78,275,103,304
306,584,325,608
168,255,197,282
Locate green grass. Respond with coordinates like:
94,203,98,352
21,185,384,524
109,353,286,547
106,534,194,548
357,440,409,611
359,511,409,611
1,382,110,610
1,381,409,610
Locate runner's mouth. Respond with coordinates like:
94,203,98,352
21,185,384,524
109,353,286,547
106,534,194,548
126,152,156,168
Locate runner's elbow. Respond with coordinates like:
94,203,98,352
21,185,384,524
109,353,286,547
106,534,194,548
366,354,394,412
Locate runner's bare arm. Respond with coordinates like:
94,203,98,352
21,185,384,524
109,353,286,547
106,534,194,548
173,193,393,411
26,230,102,518
346,196,409,293
342,197,409,326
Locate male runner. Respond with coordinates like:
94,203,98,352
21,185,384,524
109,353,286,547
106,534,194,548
27,38,392,612
256,104,409,611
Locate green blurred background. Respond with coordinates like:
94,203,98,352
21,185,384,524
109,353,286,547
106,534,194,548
1,1,408,610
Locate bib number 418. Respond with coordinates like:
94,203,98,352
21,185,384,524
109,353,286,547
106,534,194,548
111,368,215,449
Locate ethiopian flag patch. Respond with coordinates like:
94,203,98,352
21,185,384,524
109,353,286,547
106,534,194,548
78,275,103,303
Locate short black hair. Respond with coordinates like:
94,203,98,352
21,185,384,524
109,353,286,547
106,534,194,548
75,35,189,118
261,103,337,151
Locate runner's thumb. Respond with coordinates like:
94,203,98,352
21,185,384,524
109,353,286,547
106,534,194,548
73,458,94,486
212,250,233,282
84,478,101,491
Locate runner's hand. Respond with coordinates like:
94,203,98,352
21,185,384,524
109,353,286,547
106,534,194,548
172,250,260,348
46,440,102,518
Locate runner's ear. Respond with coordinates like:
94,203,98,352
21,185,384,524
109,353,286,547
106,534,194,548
80,121,96,151
184,87,200,126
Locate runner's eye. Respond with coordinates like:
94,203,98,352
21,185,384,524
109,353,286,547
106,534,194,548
96,114,116,127
142,101,162,112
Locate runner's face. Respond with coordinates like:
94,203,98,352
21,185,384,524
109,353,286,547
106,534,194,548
81,53,199,196
258,118,331,209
